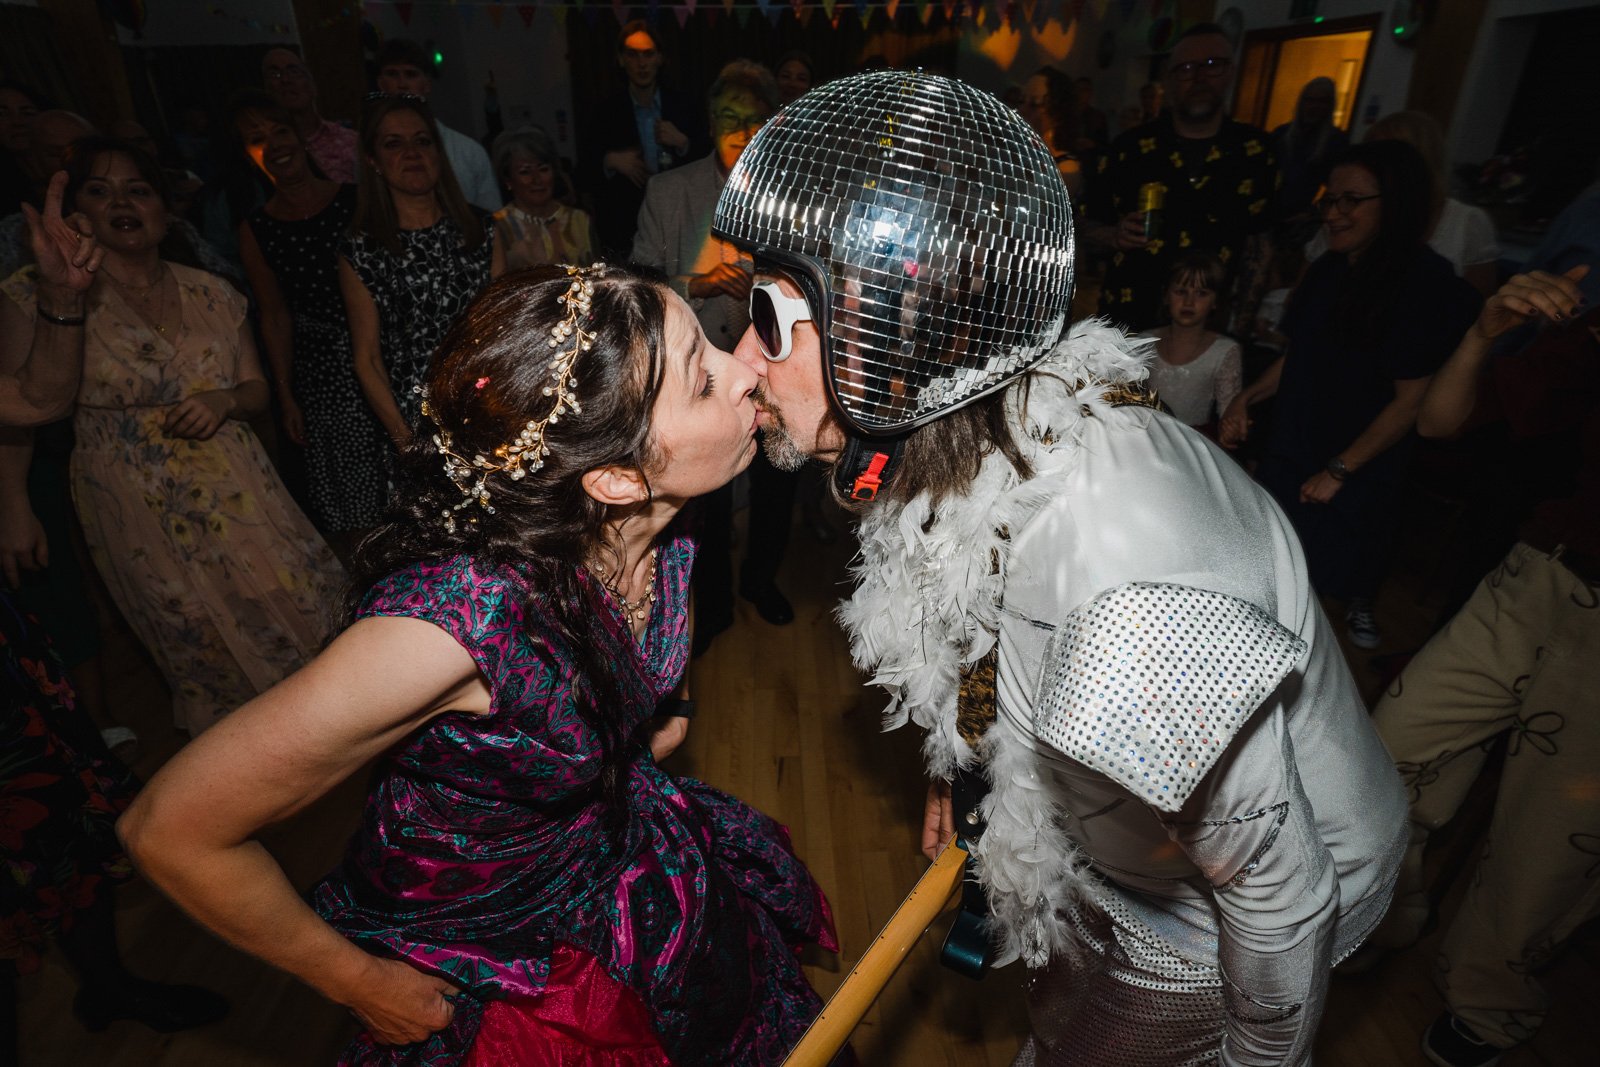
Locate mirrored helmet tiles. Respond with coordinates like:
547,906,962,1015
712,68,1076,437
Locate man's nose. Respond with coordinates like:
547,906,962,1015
731,327,770,378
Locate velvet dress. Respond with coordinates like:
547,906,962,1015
310,529,835,1066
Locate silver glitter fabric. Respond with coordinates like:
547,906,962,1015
1031,583,1308,814
711,69,1076,435
1014,885,1226,1067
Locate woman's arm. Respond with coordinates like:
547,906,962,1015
1219,353,1286,449
340,257,412,448
0,175,100,426
118,615,492,1044
1298,376,1431,504
164,318,271,440
0,428,44,588
237,221,305,445
1418,266,1588,439
489,229,507,281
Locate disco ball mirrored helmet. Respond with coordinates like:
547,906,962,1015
712,69,1076,437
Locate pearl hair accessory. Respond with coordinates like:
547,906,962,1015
418,264,600,533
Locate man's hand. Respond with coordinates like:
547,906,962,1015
604,148,650,189
1114,211,1151,252
1471,265,1588,342
0,502,47,587
341,955,461,1046
921,779,955,862
655,119,689,154
687,262,752,302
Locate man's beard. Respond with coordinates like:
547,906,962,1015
1178,86,1222,123
752,384,812,472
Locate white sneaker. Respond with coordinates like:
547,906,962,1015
1345,598,1381,649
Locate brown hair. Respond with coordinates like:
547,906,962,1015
1161,251,1228,327
348,264,674,826
351,95,484,256
62,137,203,270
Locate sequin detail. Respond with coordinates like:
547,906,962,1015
1032,583,1307,813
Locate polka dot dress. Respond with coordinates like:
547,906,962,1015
338,209,496,432
247,185,387,532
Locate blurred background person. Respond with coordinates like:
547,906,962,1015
375,38,500,212
775,49,814,105
1272,77,1348,228
631,59,795,651
0,81,44,216
232,92,386,538
260,47,356,184
581,19,707,257
1017,66,1084,199
490,125,592,270
0,137,343,737
1074,75,1109,152
340,95,503,454
1222,141,1480,650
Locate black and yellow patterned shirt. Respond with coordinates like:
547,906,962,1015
1088,114,1280,331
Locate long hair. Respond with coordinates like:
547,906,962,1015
346,264,672,825
1326,139,1435,347
1365,109,1448,232
350,95,484,257
1030,66,1081,150
226,89,329,183
62,137,203,270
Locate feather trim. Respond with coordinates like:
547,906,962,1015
837,319,1151,959
974,717,1095,967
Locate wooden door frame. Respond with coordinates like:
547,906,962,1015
1236,14,1380,132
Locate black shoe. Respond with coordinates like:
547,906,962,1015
1421,1012,1505,1067
74,980,230,1034
740,584,794,626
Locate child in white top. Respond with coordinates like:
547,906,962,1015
1138,253,1243,434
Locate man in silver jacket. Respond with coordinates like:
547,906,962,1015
712,70,1407,1066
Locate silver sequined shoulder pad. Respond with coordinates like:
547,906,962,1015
1031,582,1308,814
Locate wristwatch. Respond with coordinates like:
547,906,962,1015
1326,457,1351,481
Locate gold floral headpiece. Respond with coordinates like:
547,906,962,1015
418,264,600,532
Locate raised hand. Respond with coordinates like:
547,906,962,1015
1471,265,1588,342
21,172,102,295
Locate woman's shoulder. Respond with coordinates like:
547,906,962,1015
171,262,246,309
360,555,533,641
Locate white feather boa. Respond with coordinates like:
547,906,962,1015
837,318,1151,966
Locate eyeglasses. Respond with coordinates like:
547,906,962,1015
1170,57,1233,82
1315,192,1381,216
713,109,768,135
364,91,427,104
264,65,310,83
749,281,812,363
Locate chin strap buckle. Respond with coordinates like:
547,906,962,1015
850,451,892,501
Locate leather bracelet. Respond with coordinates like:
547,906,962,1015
658,697,696,720
36,306,87,326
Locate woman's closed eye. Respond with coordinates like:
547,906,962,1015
699,371,717,399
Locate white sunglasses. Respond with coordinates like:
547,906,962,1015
749,281,813,363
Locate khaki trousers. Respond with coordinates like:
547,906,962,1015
1372,542,1600,1048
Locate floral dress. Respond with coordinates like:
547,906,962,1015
3,265,345,736
0,592,138,973
339,214,495,432
311,535,835,1066
492,202,593,271
246,185,387,532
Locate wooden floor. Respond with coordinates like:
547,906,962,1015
16,492,1598,1066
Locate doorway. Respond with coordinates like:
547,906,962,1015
1234,15,1378,132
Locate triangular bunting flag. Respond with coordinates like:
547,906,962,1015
885,0,900,19
674,4,692,27
821,0,835,18
516,4,536,28
395,1,413,26
457,3,475,28
486,4,504,28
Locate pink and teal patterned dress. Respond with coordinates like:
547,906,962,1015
310,530,835,1065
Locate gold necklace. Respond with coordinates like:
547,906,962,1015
107,266,173,335
595,547,658,625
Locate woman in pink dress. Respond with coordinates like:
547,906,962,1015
120,265,837,1065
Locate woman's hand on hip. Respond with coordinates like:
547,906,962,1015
164,390,233,440
344,956,463,1046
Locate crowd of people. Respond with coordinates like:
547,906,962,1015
0,15,1595,1067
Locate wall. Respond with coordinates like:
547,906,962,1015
1226,1,1414,139
1448,0,1595,170
115,0,300,47
362,1,576,170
